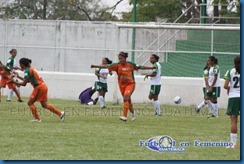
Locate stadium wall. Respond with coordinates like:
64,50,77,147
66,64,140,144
1,72,229,109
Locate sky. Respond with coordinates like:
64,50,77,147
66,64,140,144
102,0,132,13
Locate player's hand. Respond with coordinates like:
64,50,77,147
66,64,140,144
13,71,19,77
208,86,213,93
91,65,95,68
7,79,15,84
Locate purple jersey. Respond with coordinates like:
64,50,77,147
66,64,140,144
79,87,95,104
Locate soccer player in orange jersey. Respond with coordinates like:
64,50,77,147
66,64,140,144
91,52,155,121
0,61,22,102
11,58,65,122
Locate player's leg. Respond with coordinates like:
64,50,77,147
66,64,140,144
38,84,64,122
226,97,240,148
119,84,135,121
7,89,14,101
0,87,2,102
11,85,23,102
210,87,221,117
0,79,7,102
196,88,214,114
27,87,42,122
150,85,161,116
96,82,106,109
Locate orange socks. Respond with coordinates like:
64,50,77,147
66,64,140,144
45,104,62,116
123,101,130,117
29,105,41,120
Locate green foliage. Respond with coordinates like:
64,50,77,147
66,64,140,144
0,0,119,21
0,97,240,160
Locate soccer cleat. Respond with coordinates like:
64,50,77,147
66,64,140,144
31,119,42,123
195,106,200,113
131,113,136,121
60,111,65,122
93,97,98,105
18,99,23,102
226,144,237,149
207,113,216,118
101,106,106,109
119,116,127,121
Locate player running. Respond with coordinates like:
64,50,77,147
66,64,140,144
10,58,65,122
0,61,22,102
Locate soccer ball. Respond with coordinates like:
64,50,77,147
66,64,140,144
174,96,181,104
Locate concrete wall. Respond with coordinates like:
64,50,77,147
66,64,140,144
1,72,228,109
0,20,186,73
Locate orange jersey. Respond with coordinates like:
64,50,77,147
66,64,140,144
24,66,44,87
0,66,11,79
108,62,141,86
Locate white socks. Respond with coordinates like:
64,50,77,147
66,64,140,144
7,89,14,101
212,103,219,117
230,133,237,145
197,101,206,109
98,96,105,108
7,87,20,101
152,100,161,115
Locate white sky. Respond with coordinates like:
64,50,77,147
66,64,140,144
102,0,132,13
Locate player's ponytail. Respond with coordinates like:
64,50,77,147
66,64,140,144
119,52,128,58
19,58,31,67
105,58,112,64
234,55,240,74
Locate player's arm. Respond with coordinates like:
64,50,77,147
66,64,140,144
140,66,155,70
144,72,156,81
144,63,157,80
12,72,28,86
223,70,230,94
91,65,108,69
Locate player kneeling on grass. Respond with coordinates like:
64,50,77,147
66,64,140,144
0,61,23,102
9,58,65,123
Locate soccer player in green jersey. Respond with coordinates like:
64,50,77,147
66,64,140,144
144,54,162,116
94,58,112,109
6,49,22,102
224,55,240,149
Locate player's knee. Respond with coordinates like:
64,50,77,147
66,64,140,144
123,95,130,102
41,102,47,108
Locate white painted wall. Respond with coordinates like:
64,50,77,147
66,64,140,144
1,72,228,109
0,20,185,73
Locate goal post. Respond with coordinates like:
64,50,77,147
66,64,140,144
112,23,240,103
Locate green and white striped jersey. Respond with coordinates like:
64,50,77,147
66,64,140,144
224,68,240,98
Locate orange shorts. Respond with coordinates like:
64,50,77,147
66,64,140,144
119,83,135,97
30,83,48,102
0,78,15,89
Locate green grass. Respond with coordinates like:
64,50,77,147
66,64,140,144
0,97,240,160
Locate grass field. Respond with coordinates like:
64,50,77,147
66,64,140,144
0,96,240,160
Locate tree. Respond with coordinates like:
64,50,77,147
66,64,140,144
0,0,122,21
121,0,240,24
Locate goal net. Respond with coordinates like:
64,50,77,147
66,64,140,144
115,23,240,78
